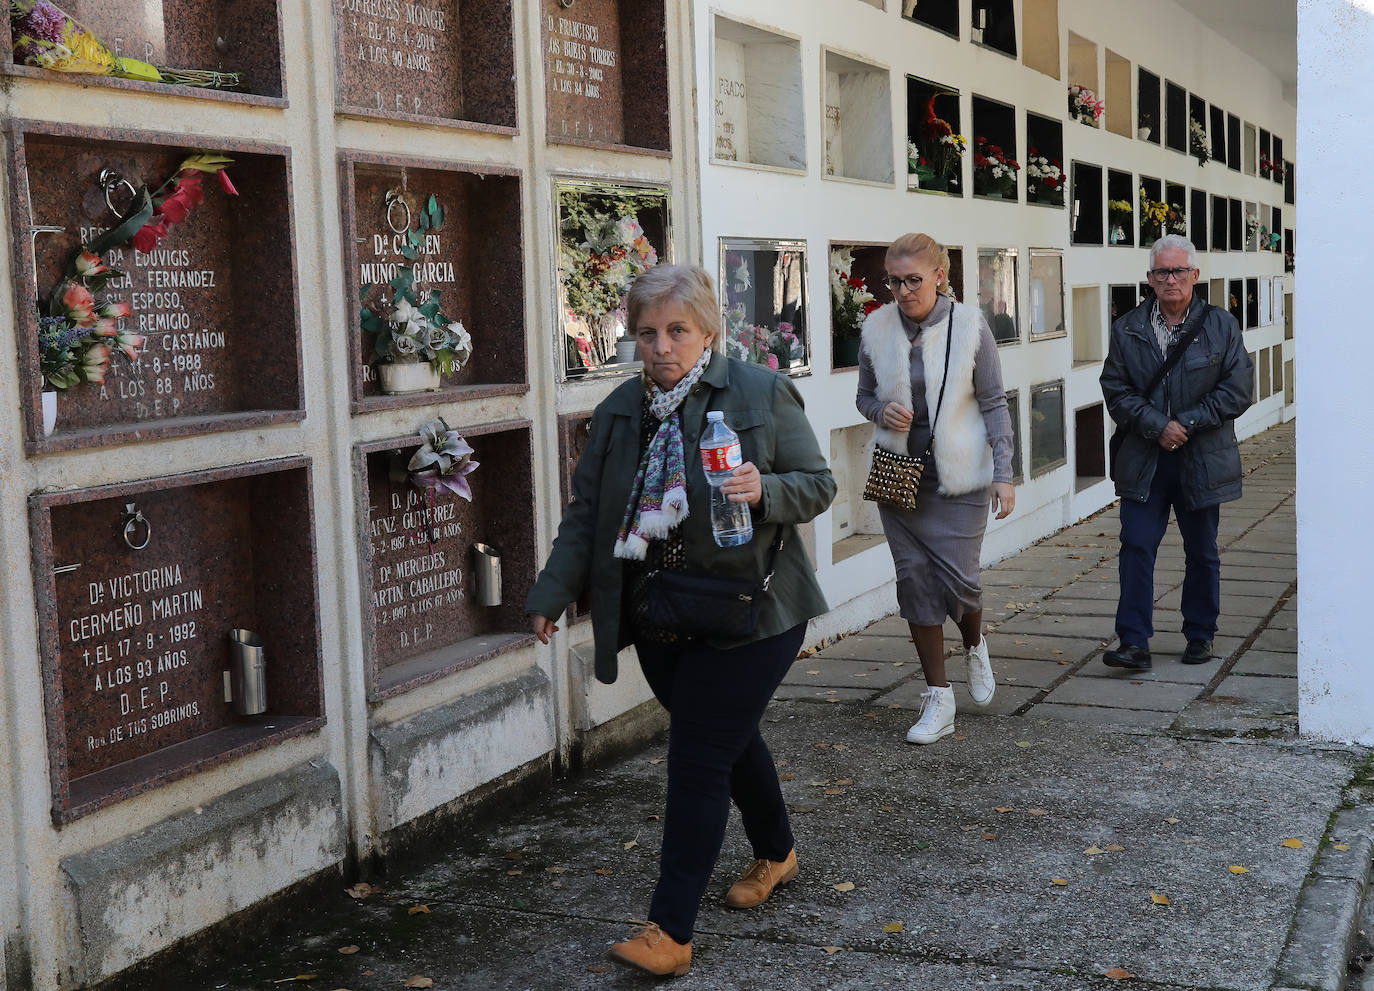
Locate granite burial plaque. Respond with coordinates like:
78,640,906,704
543,0,624,145
35,462,323,818
4,0,285,98
15,129,300,440
337,0,462,119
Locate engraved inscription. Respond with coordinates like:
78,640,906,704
338,0,462,119
544,0,624,144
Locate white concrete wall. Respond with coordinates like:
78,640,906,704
692,0,1296,635
1295,0,1373,744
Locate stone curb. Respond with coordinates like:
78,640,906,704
1271,805,1374,990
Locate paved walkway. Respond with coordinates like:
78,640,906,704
138,421,1374,991
785,421,1298,738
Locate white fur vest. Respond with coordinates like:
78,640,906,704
861,299,993,496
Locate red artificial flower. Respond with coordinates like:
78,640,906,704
98,300,132,319
73,251,108,277
1028,147,1038,157
62,282,95,325
130,220,166,253
863,300,881,315
848,276,866,289
159,192,191,225
217,169,238,196
176,172,205,207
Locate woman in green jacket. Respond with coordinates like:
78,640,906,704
527,264,835,978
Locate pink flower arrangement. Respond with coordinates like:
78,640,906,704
1068,84,1105,126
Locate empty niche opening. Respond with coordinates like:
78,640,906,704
1074,402,1106,490
1067,33,1098,127
1209,278,1225,311
1025,113,1065,207
1107,168,1135,247
1284,358,1294,403
1006,389,1024,483
1104,50,1131,138
1258,346,1271,399
1208,105,1225,162
1109,284,1140,325
1029,380,1067,477
1190,188,1208,249
1228,278,1244,327
1071,162,1103,246
901,0,959,39
1165,182,1187,240
1244,123,1258,176
1071,285,1103,364
972,96,1018,200
972,0,1016,57
712,16,805,170
907,76,964,195
977,247,1020,345
830,422,886,561
1246,277,1260,328
823,49,894,184
1021,0,1060,78
1137,67,1161,143
1228,197,1243,251
1139,175,1164,245
1211,195,1228,252
1164,81,1187,153
1284,289,1293,336
1226,114,1241,170
830,243,892,369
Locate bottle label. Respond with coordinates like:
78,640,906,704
701,442,742,472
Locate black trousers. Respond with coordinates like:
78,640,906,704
635,622,804,944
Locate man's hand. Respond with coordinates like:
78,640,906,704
1159,420,1189,451
531,614,559,644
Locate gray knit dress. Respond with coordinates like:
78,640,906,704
855,295,1014,626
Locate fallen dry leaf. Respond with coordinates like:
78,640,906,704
882,921,904,934
1103,843,1125,852
1228,865,1250,874
1104,967,1135,980
408,905,431,915
1334,843,1352,852
503,851,522,861
824,788,847,796
271,978,318,985
1149,891,1171,905
878,805,897,813
981,832,997,841
586,965,611,973
1028,808,1047,816
1084,845,1105,856
806,669,820,675
862,712,880,719
779,773,796,782
815,743,832,749
345,883,378,900
1015,741,1032,749
1050,878,1068,886
648,757,664,765
594,868,613,875
1058,660,1070,665
404,978,434,989
505,869,522,876
833,744,850,751
623,840,640,851
1164,817,1181,825
810,779,831,787
546,865,568,874
822,945,844,955
995,806,1014,814
835,778,854,786
339,945,360,955
833,881,856,892
1281,838,1304,849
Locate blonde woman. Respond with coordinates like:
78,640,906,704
855,233,1015,743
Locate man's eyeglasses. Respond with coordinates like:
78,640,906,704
882,274,925,293
1148,267,1196,283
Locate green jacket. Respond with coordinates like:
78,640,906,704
527,353,837,683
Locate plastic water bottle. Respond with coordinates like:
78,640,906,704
699,411,753,547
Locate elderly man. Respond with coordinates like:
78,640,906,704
1099,235,1253,670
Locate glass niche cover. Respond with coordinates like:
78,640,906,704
719,239,809,373
1028,249,1066,340
556,179,671,379
977,247,1019,345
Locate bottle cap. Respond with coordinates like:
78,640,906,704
706,411,724,421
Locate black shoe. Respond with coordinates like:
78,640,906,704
1103,644,1152,670
1181,640,1215,664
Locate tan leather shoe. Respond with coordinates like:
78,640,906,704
724,848,798,909
607,921,692,977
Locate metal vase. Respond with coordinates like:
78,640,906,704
227,629,268,716
471,543,502,606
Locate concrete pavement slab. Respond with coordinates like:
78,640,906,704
774,685,878,703
1025,598,1116,617
993,613,1119,641
858,615,912,638
1232,650,1299,676
1043,678,1202,711
1211,674,1299,713
1076,655,1218,685
890,655,1068,690
993,634,1106,662
812,635,922,664
1046,581,1121,600
1252,627,1298,653
874,680,1039,716
783,657,913,690
1034,703,1178,730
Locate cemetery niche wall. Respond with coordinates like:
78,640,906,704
30,459,324,823
9,122,302,451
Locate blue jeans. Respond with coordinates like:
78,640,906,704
635,623,804,944
1115,450,1221,648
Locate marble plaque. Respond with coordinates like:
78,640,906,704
543,0,625,144
713,40,748,162
337,0,463,119
18,131,299,436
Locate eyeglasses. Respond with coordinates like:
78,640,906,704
882,274,925,293
1148,267,1196,282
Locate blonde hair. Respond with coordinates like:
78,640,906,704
625,264,724,352
886,232,952,295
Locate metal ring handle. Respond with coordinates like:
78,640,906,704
385,192,412,235
98,169,138,218
121,508,151,551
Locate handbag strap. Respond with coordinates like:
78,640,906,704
921,302,956,458
759,532,785,592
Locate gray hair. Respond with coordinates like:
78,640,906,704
625,264,724,353
1149,234,1197,269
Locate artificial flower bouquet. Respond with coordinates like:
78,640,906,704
1189,117,1210,166
1068,84,1104,126
972,137,1020,198
1025,149,1064,206
830,247,878,340
38,250,141,389
1139,186,1169,243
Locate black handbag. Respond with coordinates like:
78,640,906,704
862,305,954,511
1108,305,1211,480
634,534,784,640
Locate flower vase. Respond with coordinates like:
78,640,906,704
1137,127,1152,141
833,335,861,369
41,390,56,436
379,361,441,394
614,336,640,363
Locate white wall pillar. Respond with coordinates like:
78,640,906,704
1296,0,1374,743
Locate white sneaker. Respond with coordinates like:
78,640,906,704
965,637,996,708
905,685,956,744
